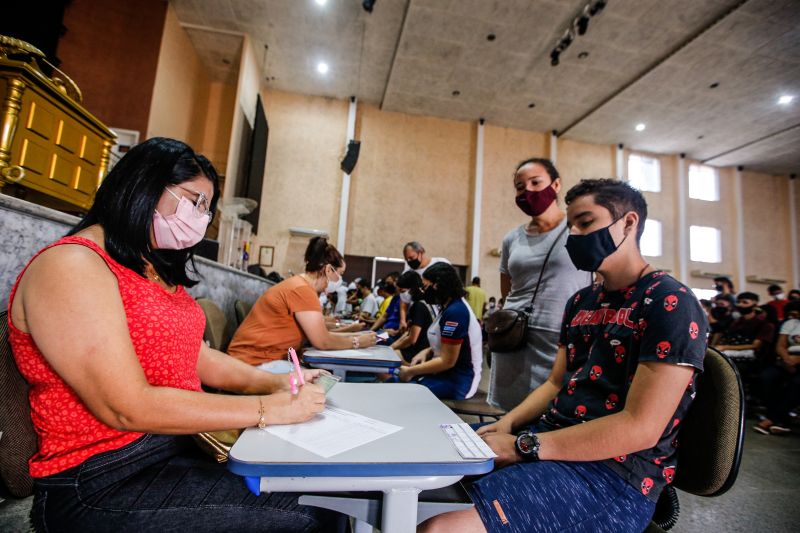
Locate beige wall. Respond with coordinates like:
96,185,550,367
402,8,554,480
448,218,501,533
557,138,616,192
740,170,793,298
347,104,474,265
200,82,237,170
147,5,211,147
255,90,349,276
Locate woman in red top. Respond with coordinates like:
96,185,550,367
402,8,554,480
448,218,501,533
8,138,342,532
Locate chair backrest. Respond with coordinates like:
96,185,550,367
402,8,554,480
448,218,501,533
234,300,253,327
673,347,745,497
0,310,37,498
196,298,233,351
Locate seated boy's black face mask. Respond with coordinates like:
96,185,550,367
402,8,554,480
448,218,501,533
565,217,627,272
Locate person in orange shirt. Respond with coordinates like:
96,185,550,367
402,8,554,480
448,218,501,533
228,237,377,368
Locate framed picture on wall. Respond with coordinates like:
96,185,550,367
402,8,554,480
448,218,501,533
259,246,274,267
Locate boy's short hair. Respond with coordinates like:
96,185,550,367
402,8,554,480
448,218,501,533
564,179,648,243
736,291,759,303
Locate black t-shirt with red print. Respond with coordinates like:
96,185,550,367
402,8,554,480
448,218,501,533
539,271,708,503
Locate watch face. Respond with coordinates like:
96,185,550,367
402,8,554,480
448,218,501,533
517,433,534,454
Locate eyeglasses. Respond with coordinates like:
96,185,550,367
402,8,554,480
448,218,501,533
169,184,212,219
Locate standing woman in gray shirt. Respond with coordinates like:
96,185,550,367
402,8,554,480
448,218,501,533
488,158,591,410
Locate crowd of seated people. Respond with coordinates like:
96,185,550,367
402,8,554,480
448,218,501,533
703,280,800,435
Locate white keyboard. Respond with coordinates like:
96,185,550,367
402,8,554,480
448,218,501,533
440,423,498,460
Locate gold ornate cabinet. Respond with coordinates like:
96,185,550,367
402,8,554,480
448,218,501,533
0,36,116,211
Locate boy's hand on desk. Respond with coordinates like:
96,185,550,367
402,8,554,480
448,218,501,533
482,432,520,468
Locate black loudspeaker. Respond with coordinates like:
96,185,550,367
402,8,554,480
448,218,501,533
340,140,361,174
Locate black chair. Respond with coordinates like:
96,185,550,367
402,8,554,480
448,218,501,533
646,347,746,531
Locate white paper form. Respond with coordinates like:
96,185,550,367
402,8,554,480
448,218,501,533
263,406,403,458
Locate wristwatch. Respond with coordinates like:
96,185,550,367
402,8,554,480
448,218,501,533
515,431,541,462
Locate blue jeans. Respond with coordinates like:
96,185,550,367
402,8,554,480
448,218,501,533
30,434,346,532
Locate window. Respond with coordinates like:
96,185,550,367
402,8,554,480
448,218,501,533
640,219,662,257
689,225,721,263
688,164,719,201
692,288,718,301
627,154,661,192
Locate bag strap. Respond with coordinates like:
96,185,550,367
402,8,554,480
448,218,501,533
526,223,569,312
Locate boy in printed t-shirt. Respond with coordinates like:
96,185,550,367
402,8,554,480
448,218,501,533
420,179,708,533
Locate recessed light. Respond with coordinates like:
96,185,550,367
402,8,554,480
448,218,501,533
778,95,794,105
578,51,589,59
317,61,329,74
315,0,327,6
635,123,646,132
709,82,719,89
528,102,536,109
486,33,496,41
452,90,461,97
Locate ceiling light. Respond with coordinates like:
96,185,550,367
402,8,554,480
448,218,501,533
778,95,794,105
317,62,329,74
315,0,327,6
635,123,646,132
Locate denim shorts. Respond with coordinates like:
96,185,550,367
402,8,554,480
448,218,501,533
465,459,655,533
30,434,345,533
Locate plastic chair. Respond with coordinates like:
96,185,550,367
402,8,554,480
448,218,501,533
234,300,253,327
0,310,37,499
196,298,234,352
646,347,746,531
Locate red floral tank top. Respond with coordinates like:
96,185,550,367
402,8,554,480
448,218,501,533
7,236,205,477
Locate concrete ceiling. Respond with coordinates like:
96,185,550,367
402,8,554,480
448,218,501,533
171,0,800,176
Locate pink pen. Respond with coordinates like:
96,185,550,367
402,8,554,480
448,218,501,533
288,347,305,388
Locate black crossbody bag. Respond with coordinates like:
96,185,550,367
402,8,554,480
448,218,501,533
486,225,568,352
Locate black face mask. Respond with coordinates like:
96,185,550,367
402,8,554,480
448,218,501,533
565,218,626,272
711,307,730,319
422,285,438,305
736,305,755,315
407,258,421,270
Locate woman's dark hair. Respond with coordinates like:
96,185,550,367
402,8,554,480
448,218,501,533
422,263,465,305
68,137,220,287
304,236,344,273
397,271,424,301
564,178,648,243
514,157,560,182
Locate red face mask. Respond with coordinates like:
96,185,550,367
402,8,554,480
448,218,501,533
515,185,556,216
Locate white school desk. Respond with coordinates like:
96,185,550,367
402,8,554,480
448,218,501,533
228,383,493,533
302,345,402,379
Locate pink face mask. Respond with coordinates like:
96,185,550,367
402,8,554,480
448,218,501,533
152,188,210,249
